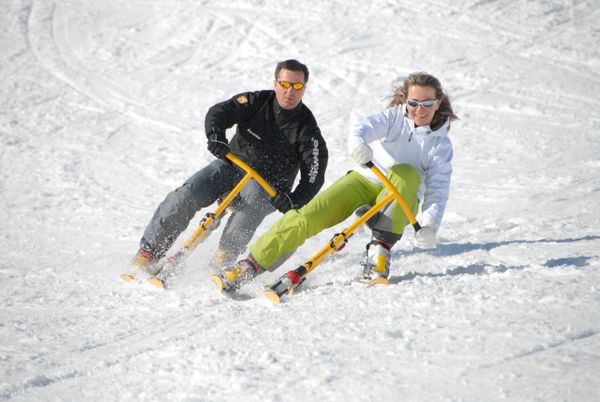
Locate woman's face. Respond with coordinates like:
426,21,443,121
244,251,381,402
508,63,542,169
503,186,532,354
406,85,440,126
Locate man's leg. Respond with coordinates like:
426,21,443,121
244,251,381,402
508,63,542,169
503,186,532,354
211,180,276,268
140,160,241,259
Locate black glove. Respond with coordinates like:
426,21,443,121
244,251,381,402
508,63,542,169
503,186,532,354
270,192,296,213
207,130,230,159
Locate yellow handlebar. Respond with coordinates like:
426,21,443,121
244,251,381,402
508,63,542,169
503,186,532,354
226,153,277,198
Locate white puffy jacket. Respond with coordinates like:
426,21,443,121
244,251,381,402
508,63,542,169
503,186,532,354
348,104,453,229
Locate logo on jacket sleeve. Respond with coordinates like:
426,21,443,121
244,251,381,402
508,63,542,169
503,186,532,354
236,95,248,104
308,137,320,184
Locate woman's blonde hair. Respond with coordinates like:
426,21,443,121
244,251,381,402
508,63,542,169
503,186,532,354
388,72,458,128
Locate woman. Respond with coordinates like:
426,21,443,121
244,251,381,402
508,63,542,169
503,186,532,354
215,72,458,291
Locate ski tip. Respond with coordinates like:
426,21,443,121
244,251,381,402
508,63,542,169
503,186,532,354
120,273,136,283
264,290,281,305
209,274,226,293
367,277,390,287
148,276,166,289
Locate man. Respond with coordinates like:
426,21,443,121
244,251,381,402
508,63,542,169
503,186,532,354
132,59,328,274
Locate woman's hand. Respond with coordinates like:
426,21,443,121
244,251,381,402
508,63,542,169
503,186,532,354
415,226,437,248
350,139,373,165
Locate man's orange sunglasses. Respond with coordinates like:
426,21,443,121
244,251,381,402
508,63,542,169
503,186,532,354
277,80,305,90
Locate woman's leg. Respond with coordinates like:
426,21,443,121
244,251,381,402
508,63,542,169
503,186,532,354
362,164,421,280
250,172,380,269
371,163,421,237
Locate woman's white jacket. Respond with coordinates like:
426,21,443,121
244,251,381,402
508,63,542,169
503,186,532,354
348,104,453,230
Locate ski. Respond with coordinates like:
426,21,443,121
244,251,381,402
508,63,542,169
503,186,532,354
262,267,307,304
120,252,183,289
359,277,390,286
120,273,137,283
209,273,228,293
263,270,388,304
209,273,257,302
120,267,161,287
119,269,157,286
147,275,167,289
119,269,173,289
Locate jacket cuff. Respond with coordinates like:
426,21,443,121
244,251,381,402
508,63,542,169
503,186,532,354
287,192,301,209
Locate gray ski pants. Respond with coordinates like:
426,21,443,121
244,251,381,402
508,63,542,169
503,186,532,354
141,159,276,260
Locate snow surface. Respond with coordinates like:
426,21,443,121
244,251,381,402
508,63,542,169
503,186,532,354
1,0,600,400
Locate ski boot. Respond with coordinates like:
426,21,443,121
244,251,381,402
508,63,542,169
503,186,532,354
121,249,160,283
210,257,263,293
361,240,392,286
209,248,237,271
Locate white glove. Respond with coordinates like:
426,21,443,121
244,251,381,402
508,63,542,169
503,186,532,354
350,139,373,165
415,226,437,249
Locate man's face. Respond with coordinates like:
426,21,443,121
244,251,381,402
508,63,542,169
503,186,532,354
274,69,306,110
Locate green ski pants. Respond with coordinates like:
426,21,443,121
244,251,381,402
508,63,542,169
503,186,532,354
250,164,420,270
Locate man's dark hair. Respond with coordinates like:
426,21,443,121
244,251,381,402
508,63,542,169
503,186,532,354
275,59,309,83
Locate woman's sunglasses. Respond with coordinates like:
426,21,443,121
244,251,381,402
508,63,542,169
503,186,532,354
277,80,305,90
407,99,438,108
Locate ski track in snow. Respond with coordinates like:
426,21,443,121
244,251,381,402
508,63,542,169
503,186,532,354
1,0,600,400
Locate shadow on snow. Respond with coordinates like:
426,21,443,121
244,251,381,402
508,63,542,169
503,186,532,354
387,235,599,284
427,235,600,257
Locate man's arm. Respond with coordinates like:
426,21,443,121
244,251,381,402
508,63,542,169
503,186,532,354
289,126,328,208
421,138,453,229
204,92,259,139
204,92,261,159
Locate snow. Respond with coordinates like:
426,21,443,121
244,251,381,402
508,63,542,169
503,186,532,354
1,0,600,400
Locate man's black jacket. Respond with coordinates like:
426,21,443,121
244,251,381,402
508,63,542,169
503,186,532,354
204,90,328,208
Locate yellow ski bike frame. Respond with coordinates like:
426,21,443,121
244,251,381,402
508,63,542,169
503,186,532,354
264,162,421,304
123,152,277,288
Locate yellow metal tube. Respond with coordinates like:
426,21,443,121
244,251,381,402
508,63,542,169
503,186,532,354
175,152,277,258
302,192,395,275
225,153,277,198
293,163,422,277
368,163,418,226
